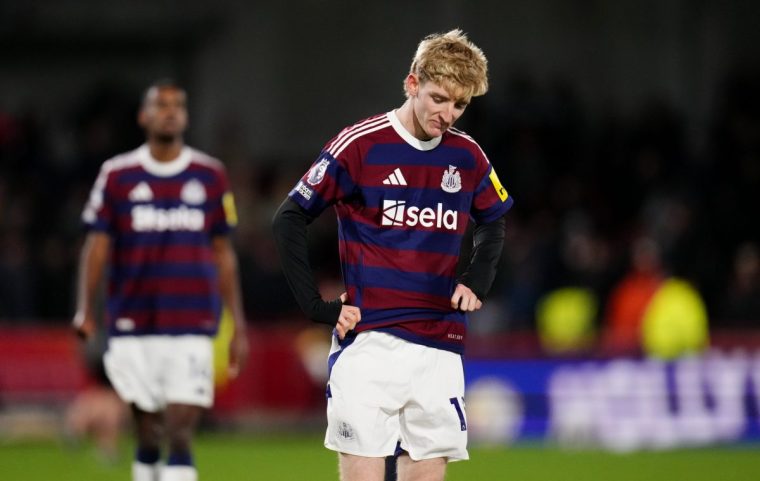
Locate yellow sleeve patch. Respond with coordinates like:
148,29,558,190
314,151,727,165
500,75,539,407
489,168,509,202
222,192,238,227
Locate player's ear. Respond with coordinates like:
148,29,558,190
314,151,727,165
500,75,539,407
405,74,420,97
137,108,148,128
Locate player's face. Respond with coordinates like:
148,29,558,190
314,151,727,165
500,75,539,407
409,76,469,140
139,86,188,142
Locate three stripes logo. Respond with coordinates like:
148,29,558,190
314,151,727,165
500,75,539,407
382,168,407,186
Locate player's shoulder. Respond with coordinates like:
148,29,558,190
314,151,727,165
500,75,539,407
324,112,393,158
446,126,490,161
184,147,230,185
446,126,480,148
186,146,226,172
99,147,143,176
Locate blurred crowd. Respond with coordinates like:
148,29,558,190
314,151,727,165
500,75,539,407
1,71,758,348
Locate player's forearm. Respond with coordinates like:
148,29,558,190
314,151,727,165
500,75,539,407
212,238,247,332
74,232,110,319
272,198,342,325
457,215,506,300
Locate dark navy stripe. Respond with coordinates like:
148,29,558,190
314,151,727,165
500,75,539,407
109,295,220,311
361,187,473,211
108,326,219,337
114,231,210,247
345,266,454,297
289,186,330,216
112,200,220,215
359,307,466,326
338,220,463,256
327,334,357,380
473,196,514,224
365,144,477,169
111,262,216,278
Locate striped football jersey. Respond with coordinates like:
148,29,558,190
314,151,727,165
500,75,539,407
83,144,237,337
289,111,513,353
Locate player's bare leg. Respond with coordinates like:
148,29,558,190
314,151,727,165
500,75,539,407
132,406,163,481
161,403,204,481
396,454,446,481
339,453,385,481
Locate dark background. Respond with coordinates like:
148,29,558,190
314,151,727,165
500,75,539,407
1,0,759,337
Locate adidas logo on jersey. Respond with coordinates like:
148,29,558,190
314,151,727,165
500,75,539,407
129,182,153,202
381,200,458,230
382,168,407,186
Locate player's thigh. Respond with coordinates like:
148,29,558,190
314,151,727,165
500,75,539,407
103,336,162,412
397,453,446,481
159,336,215,408
400,347,468,461
338,453,385,481
326,332,405,457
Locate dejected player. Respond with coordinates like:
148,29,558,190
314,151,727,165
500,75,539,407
273,29,513,481
73,80,248,481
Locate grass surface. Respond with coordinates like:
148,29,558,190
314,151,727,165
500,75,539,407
2,434,759,481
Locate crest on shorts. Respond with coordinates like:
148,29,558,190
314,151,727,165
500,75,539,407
181,179,206,205
441,165,462,193
307,158,330,186
337,421,355,440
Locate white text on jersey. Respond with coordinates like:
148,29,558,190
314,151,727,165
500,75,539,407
132,205,205,232
381,200,458,230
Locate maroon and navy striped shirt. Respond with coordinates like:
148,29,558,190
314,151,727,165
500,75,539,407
83,144,237,337
289,111,513,353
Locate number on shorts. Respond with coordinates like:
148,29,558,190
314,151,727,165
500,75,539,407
449,397,467,431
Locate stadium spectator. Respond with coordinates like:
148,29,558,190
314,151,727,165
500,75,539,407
717,242,760,328
602,236,665,355
72,80,248,481
273,29,512,481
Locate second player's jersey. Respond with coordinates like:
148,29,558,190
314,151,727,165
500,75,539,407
82,144,237,337
289,111,513,353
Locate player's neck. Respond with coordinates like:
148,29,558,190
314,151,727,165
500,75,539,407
147,139,184,162
396,101,432,141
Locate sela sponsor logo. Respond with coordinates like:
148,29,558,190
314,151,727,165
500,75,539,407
131,205,205,232
381,200,458,230
441,165,462,193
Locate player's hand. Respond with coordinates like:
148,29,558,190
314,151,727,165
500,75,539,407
227,328,249,379
336,292,361,340
451,283,483,312
72,311,96,340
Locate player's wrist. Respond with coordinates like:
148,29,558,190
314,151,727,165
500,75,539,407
309,298,343,325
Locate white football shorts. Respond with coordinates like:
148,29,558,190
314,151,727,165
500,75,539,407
325,331,469,462
103,335,214,412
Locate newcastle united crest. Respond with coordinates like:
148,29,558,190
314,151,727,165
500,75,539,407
441,165,462,193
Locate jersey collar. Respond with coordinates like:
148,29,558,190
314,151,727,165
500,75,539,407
137,144,192,177
387,111,442,151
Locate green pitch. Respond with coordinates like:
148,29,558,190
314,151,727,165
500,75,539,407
2,434,759,481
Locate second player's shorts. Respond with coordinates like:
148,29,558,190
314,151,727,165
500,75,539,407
103,335,214,412
325,331,469,461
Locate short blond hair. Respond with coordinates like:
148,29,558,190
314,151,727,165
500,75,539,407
407,29,489,100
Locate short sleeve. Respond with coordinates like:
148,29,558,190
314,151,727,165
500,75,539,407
470,154,514,224
210,166,237,236
288,147,360,217
82,162,116,233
